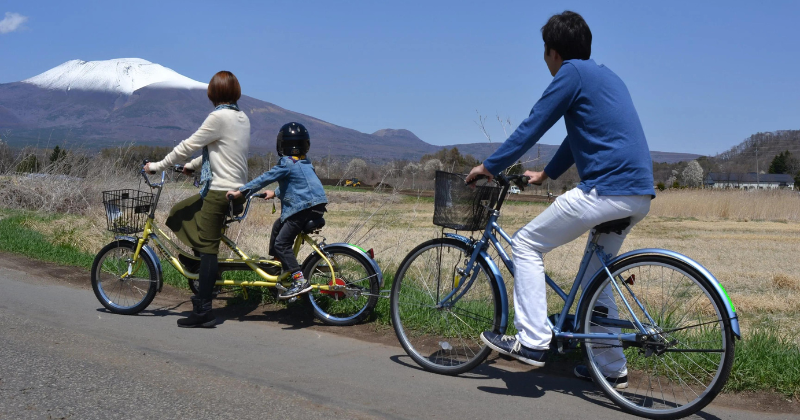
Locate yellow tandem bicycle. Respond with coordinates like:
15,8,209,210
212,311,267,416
91,162,382,326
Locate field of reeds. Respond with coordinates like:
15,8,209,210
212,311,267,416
1,151,800,397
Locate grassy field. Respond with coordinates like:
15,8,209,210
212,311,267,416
1,180,799,397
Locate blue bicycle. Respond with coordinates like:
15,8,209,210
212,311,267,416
390,171,739,419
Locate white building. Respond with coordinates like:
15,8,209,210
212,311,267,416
704,172,795,190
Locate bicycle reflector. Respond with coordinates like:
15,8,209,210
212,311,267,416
367,248,375,259
320,278,346,300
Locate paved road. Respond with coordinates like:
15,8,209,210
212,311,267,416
0,262,793,419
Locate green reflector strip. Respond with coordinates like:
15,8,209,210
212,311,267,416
718,283,735,313
351,244,367,254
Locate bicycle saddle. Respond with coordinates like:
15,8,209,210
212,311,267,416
303,217,325,233
593,217,631,235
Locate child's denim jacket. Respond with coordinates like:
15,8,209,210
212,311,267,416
239,156,328,221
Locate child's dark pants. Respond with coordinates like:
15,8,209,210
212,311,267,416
269,204,326,274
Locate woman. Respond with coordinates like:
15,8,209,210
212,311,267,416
145,70,250,328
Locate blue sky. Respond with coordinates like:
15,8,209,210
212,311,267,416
2,1,799,156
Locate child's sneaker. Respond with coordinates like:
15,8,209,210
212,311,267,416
279,272,312,299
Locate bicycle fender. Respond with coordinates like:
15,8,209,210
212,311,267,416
578,248,741,339
114,236,164,293
304,243,384,288
444,233,511,333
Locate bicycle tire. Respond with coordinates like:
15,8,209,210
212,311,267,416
91,240,159,315
577,255,735,420
391,238,503,375
303,246,379,326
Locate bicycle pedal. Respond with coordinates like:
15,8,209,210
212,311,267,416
287,297,298,303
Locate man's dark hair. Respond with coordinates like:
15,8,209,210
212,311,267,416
541,11,592,60
207,71,241,106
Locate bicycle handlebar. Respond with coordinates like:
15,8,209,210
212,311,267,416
467,173,530,191
226,192,268,223
140,159,165,188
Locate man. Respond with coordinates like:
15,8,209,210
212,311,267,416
466,11,655,388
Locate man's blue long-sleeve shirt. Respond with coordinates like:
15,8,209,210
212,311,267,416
483,59,655,197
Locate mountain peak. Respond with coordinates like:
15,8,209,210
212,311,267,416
372,128,420,140
22,58,207,95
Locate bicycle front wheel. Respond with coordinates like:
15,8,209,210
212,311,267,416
304,246,379,326
91,240,158,315
391,238,502,375
578,255,735,420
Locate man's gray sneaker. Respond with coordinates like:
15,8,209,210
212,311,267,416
574,365,628,389
480,331,547,367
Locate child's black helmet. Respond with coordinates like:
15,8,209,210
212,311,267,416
276,122,310,156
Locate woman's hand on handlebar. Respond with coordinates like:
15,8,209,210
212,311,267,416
523,170,548,186
465,163,493,185
143,162,156,175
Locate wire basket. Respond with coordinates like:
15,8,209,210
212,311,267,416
433,171,500,231
102,189,155,234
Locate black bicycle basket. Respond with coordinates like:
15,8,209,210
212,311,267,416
433,171,500,231
102,189,155,234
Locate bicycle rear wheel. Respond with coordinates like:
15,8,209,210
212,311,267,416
91,240,158,315
578,255,735,420
391,238,502,375
303,246,380,326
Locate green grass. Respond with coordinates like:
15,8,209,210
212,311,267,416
728,327,800,398
0,211,95,269
0,210,191,290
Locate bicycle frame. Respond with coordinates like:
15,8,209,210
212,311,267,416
439,177,740,347
129,169,339,291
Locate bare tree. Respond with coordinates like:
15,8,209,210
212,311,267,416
403,162,421,189
344,158,367,177
423,158,443,177
666,169,679,188
681,160,704,188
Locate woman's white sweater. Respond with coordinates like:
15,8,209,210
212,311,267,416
150,109,250,191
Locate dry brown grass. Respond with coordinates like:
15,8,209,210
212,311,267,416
650,189,800,222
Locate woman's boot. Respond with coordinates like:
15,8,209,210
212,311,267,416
177,252,218,328
177,296,217,328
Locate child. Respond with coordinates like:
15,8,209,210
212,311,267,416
227,122,328,299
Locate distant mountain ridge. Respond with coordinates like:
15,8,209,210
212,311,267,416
1,58,699,164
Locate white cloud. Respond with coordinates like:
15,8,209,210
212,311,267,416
0,12,28,34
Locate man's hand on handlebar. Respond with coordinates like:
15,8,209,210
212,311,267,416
523,170,548,186
465,163,493,185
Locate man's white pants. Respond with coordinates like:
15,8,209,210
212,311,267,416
511,187,651,377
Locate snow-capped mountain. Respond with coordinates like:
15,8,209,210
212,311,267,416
22,58,207,95
0,58,697,163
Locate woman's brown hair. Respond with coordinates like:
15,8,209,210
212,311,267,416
207,71,241,106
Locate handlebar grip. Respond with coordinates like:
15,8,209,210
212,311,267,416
227,194,235,201
173,165,185,173
465,174,488,186
253,193,267,199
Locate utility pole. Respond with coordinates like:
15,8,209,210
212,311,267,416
756,145,759,190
